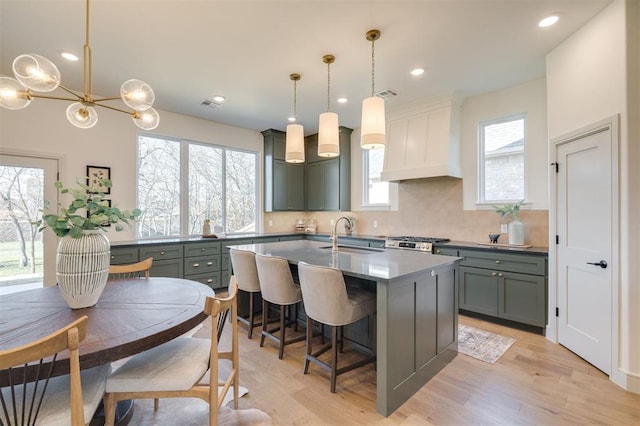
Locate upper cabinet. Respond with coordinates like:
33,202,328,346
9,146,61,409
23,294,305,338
381,96,462,182
263,129,305,212
305,127,352,211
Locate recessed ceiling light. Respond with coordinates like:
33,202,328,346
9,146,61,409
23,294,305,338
538,15,559,28
212,95,225,103
60,51,79,61
337,97,348,104
410,68,425,76
288,116,296,122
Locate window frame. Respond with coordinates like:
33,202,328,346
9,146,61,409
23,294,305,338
477,113,527,205
136,133,259,238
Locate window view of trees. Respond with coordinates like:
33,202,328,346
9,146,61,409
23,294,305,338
138,135,258,238
0,166,43,278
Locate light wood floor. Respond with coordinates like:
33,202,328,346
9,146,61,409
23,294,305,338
205,313,640,425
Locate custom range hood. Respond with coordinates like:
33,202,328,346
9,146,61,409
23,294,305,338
381,96,461,182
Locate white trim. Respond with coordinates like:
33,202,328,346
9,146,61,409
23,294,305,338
549,115,620,385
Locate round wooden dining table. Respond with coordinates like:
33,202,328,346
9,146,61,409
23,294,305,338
0,277,215,384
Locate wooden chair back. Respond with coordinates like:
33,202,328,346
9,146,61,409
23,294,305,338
108,257,153,279
0,316,88,426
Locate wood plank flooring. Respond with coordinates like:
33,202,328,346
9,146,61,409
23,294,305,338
207,313,640,425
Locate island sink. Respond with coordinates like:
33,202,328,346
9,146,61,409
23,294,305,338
318,244,384,254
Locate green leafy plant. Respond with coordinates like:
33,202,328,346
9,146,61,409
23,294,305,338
36,178,141,238
492,199,526,221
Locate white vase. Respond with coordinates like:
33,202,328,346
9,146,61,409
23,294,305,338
508,218,525,246
56,230,111,309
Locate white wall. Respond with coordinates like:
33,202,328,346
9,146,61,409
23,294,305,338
0,101,264,242
461,78,548,211
546,0,639,392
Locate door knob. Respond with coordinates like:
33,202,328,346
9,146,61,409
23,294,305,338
586,260,608,269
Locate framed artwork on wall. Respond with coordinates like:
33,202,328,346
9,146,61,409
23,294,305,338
86,165,111,194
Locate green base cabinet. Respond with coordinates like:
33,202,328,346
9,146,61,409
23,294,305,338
457,248,547,327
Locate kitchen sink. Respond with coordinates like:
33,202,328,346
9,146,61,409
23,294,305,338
318,245,384,254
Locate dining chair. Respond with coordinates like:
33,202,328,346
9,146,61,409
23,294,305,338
0,316,110,426
297,261,376,393
107,257,153,279
254,253,305,359
229,248,262,339
103,280,239,426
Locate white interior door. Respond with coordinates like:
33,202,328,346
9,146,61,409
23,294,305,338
0,154,59,288
556,125,612,374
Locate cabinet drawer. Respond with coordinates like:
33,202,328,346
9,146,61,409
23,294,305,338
139,244,183,260
187,271,222,289
184,242,220,258
458,249,545,275
434,247,458,256
109,247,138,264
184,255,220,275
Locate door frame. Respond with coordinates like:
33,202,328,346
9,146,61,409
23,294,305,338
548,115,620,378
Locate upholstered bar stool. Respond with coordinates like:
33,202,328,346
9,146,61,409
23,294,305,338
297,261,376,393
229,248,262,339
254,253,305,359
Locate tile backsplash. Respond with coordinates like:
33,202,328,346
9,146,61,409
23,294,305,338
265,177,549,247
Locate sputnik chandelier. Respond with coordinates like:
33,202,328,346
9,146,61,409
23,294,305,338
0,0,159,130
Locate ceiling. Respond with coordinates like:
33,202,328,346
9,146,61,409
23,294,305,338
1,0,611,135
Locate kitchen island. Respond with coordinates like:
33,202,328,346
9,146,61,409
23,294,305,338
227,239,460,416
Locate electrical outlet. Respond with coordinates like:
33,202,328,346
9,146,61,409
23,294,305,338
373,220,378,228
501,224,508,233
330,219,334,226
268,220,273,227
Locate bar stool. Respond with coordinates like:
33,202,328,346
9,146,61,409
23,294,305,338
229,248,261,339
254,253,305,359
297,261,376,393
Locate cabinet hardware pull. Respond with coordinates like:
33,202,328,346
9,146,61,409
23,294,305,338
193,263,200,267
492,272,497,276
498,273,503,277
495,260,500,264
111,255,115,259
207,279,213,283
201,248,206,251
207,262,213,266
160,251,165,255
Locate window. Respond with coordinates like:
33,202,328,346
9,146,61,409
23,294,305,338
363,148,389,206
137,135,258,238
478,114,526,203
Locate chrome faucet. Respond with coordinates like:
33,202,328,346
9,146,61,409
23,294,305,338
332,216,352,252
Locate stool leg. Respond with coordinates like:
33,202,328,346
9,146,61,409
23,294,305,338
331,325,338,393
248,292,255,339
293,303,299,332
304,317,313,374
339,326,344,353
260,299,268,347
279,303,286,359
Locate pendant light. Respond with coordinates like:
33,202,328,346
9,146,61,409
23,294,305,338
318,54,339,158
360,29,385,149
0,0,159,130
285,73,305,163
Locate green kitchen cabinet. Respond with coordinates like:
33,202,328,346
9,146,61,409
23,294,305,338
263,129,305,212
139,244,184,278
304,126,352,211
458,248,547,327
109,246,139,265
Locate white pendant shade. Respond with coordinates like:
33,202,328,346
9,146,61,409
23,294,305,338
318,112,339,157
360,96,386,149
133,107,160,130
285,123,305,163
120,79,155,111
13,54,61,92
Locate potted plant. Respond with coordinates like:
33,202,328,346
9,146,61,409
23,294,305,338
492,199,526,245
36,178,141,309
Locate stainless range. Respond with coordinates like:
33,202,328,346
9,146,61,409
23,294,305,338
384,236,450,252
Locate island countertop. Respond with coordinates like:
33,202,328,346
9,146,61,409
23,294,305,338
226,239,460,283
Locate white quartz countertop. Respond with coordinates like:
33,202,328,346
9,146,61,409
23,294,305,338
226,240,460,283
